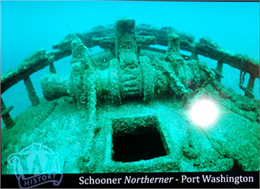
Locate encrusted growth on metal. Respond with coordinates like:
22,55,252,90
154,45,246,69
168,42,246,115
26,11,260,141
1,18,259,174
109,59,121,104
139,56,156,101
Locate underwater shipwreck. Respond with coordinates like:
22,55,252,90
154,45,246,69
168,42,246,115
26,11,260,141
1,18,259,174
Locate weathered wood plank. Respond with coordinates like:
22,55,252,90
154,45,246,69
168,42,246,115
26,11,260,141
24,76,40,106
215,61,224,82
1,50,54,94
195,37,259,78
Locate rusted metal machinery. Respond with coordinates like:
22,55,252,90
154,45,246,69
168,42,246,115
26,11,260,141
1,18,259,173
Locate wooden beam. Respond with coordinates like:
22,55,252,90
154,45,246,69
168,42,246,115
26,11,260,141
1,49,54,94
195,37,259,78
215,61,224,83
49,62,57,74
245,74,255,97
24,76,40,106
1,97,15,128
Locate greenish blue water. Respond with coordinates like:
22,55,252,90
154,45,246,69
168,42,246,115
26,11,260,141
1,1,259,129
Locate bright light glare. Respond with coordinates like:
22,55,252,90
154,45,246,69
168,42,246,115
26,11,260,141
190,99,219,127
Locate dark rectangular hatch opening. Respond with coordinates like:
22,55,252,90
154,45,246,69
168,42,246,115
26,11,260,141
112,114,168,162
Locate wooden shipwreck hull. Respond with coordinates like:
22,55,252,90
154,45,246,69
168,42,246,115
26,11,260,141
1,18,259,174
